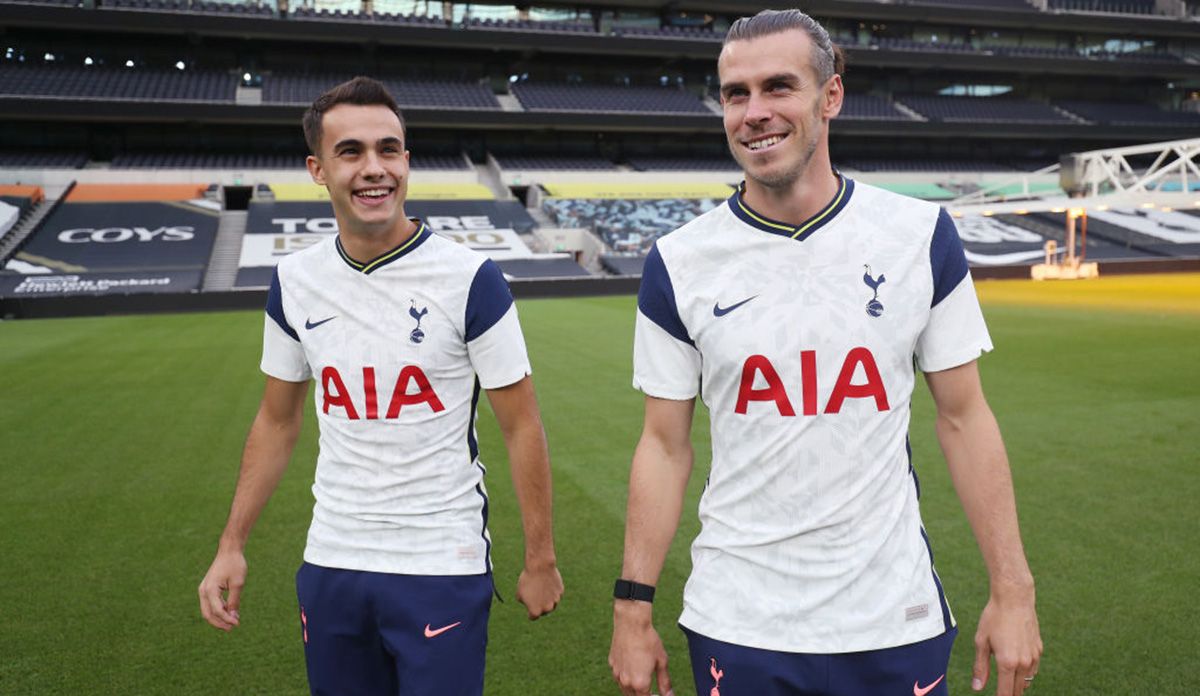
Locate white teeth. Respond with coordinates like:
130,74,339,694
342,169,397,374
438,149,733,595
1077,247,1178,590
356,188,390,198
747,135,783,151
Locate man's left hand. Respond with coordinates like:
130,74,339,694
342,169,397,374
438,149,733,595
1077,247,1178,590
972,587,1042,695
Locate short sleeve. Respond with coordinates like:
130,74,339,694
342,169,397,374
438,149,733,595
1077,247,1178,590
632,243,701,399
915,211,993,372
261,266,312,382
465,259,531,389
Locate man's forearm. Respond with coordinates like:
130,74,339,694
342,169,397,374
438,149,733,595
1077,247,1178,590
505,422,557,565
938,402,1033,593
620,434,693,585
219,403,303,552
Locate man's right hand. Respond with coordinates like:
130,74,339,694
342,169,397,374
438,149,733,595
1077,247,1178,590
198,549,247,632
609,601,673,696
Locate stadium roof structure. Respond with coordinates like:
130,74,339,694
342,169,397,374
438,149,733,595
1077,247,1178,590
947,137,1200,217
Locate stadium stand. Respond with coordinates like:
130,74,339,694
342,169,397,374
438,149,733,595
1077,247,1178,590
612,25,721,40
542,196,726,253
873,37,977,54
1055,101,1200,127
262,73,499,109
897,95,1073,124
0,184,219,298
910,0,1035,8
510,82,711,114
493,155,617,170
101,0,276,15
464,17,595,33
599,254,645,276
0,63,235,102
625,156,739,172
0,150,88,169
838,159,1016,172
840,94,913,121
1047,0,1158,14
495,258,590,277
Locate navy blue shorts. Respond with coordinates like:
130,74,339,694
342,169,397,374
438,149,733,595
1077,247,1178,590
295,562,493,696
683,625,957,696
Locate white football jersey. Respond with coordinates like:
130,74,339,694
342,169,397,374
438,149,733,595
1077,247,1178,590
262,222,531,575
634,176,992,653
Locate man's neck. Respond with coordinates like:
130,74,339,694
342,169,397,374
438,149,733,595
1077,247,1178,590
742,161,840,227
337,216,418,263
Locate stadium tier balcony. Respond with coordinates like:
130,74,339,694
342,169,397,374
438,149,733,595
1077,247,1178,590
0,63,236,102
0,150,88,169
872,37,977,54
287,6,444,24
1054,100,1200,127
102,0,275,14
109,152,300,169
1048,0,1157,14
612,25,721,41
464,17,595,33
261,73,499,109
625,156,740,172
896,95,1072,124
510,83,711,115
908,0,1035,9
493,155,616,170
989,45,1084,59
840,94,913,121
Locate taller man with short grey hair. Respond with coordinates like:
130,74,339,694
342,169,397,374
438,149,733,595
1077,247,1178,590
609,10,1041,696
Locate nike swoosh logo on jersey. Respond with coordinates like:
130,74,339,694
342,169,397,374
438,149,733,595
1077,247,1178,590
423,621,462,638
913,674,945,696
305,316,336,330
713,295,757,317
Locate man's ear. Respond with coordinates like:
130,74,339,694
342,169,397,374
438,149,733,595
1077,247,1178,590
306,154,324,185
823,74,844,119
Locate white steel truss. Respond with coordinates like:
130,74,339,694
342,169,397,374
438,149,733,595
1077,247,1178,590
948,136,1200,217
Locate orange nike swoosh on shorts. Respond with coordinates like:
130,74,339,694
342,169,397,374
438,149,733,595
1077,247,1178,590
913,674,945,696
423,621,462,638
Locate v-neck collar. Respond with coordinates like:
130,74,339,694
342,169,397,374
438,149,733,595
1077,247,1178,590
728,173,853,242
335,220,430,274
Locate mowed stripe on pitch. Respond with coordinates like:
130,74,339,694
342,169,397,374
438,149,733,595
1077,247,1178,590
975,272,1200,315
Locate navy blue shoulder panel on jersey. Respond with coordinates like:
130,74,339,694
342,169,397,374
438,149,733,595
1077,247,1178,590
266,267,300,342
465,258,515,343
930,208,970,308
637,243,694,347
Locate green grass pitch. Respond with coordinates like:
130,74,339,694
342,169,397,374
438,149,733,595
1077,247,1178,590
0,293,1197,694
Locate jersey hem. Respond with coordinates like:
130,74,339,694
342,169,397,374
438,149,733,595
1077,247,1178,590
677,613,955,654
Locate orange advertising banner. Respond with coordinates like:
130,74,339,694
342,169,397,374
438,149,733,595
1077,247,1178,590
66,184,209,202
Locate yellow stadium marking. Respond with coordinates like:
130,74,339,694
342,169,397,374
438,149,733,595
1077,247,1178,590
976,273,1200,315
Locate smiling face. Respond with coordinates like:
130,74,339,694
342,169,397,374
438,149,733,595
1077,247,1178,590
306,103,410,241
718,29,842,193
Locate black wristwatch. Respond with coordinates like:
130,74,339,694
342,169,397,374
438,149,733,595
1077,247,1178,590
613,578,656,603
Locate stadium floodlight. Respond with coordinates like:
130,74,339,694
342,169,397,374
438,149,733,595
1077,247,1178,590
84,57,93,66
43,52,54,62
176,61,186,70
125,60,134,68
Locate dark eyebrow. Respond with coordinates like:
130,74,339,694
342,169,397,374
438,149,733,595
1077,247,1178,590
332,138,362,151
719,80,746,97
763,72,804,86
378,137,403,148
